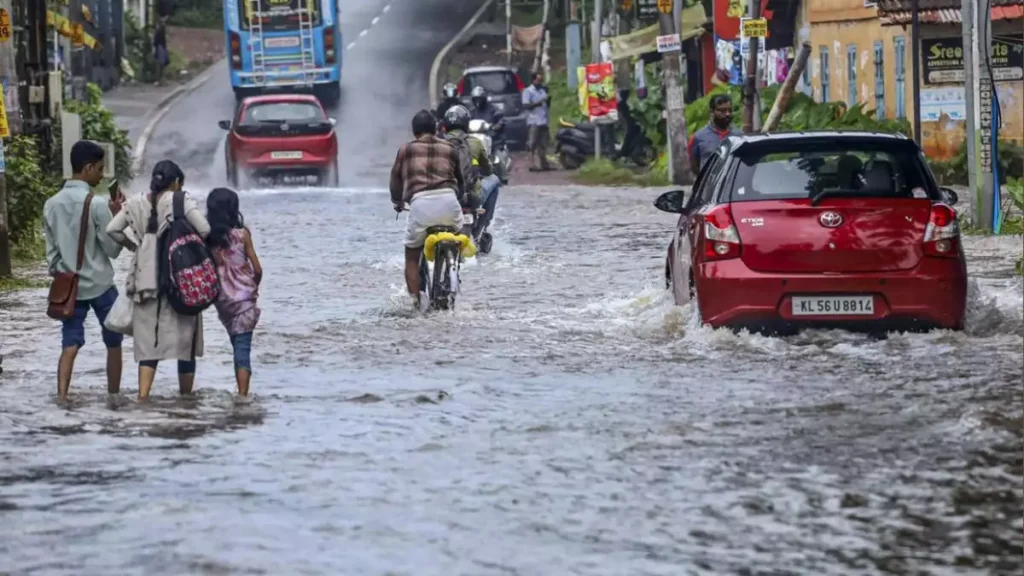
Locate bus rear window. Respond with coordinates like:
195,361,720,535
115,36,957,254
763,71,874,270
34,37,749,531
240,0,323,32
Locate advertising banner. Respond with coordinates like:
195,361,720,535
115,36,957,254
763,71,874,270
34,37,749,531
585,62,619,122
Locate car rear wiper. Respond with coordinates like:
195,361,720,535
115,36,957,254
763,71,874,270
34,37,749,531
810,188,863,206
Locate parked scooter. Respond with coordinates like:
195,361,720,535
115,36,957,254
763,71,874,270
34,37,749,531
554,117,655,169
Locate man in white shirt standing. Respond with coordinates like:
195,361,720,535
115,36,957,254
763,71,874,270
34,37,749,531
521,72,553,172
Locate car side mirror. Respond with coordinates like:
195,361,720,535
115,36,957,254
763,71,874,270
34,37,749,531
654,189,688,214
218,120,231,130
328,117,337,126
939,186,958,205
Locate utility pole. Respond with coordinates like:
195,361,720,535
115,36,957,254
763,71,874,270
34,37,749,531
506,0,512,66
962,0,977,219
911,0,921,146
742,0,761,133
592,0,602,159
0,0,15,277
977,0,995,229
533,0,551,73
659,1,691,184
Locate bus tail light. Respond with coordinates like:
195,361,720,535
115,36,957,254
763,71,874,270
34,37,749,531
229,31,242,70
324,27,336,64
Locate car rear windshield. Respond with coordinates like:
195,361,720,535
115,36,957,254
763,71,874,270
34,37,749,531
463,72,519,95
242,102,325,124
730,142,935,202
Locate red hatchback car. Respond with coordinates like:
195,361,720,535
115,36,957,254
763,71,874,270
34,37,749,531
656,131,967,334
219,94,339,187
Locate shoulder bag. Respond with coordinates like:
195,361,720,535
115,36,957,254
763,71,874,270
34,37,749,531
46,193,94,320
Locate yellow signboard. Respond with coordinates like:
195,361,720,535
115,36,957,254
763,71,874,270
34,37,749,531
742,18,767,38
0,8,11,42
657,0,672,14
0,88,10,139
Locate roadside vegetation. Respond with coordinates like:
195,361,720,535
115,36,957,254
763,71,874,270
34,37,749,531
1,84,132,293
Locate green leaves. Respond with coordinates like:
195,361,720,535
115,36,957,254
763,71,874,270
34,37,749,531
5,81,133,259
4,136,61,246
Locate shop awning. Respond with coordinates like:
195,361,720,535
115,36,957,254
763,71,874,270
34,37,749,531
606,3,708,61
876,0,1024,25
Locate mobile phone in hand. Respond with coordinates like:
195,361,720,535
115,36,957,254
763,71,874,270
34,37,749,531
109,179,122,200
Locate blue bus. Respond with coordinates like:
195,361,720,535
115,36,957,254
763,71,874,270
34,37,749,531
224,0,343,105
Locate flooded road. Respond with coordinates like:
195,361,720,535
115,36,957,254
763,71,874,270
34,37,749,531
1,184,1022,574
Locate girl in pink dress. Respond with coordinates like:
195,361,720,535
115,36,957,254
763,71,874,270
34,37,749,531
206,188,263,395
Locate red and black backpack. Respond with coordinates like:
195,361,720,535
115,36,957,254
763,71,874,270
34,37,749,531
157,190,220,316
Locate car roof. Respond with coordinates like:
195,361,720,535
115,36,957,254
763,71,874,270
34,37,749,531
725,130,912,152
241,94,322,105
462,66,517,75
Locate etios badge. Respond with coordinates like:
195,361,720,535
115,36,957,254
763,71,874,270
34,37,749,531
819,212,843,228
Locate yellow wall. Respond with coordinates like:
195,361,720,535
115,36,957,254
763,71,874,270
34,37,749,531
803,0,1024,160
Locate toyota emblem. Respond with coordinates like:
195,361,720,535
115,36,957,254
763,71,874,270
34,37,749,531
819,212,843,228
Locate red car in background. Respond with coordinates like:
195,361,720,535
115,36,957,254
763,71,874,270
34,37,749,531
655,131,967,334
220,94,339,188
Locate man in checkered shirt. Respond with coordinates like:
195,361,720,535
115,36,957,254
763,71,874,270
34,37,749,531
390,109,467,305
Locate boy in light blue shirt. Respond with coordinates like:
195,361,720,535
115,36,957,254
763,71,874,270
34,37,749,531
43,140,125,399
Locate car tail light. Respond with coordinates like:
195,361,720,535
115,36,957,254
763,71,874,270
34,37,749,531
923,203,959,258
229,31,242,70
703,205,742,261
456,77,466,95
514,74,525,92
324,27,336,64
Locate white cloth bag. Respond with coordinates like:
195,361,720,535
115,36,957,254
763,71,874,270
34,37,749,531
104,290,134,336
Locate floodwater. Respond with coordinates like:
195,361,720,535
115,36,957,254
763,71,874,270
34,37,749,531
1,185,1021,575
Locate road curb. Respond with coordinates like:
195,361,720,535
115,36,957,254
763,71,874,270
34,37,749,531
130,59,226,177
428,0,494,109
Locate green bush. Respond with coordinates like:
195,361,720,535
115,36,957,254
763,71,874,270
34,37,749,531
929,139,1024,186
51,83,134,184
171,8,223,29
4,82,133,262
5,136,62,247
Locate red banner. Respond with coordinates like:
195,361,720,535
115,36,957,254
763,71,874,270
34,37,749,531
585,63,618,121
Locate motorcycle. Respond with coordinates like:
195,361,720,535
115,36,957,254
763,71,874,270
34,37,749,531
467,119,506,255
468,119,511,184
554,117,655,170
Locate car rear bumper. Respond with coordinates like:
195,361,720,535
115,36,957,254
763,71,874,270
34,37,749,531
239,154,335,171
695,256,968,333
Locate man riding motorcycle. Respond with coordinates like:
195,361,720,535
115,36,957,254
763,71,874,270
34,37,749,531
440,105,491,239
435,83,462,122
467,86,506,236
468,86,506,151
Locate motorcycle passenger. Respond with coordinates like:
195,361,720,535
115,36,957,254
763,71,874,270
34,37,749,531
468,87,505,231
440,105,491,236
390,109,466,306
435,83,461,122
469,86,506,151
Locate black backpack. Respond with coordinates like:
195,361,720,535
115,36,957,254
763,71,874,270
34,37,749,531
157,191,220,316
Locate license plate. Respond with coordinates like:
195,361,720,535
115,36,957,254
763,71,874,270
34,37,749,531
791,296,874,316
265,36,300,48
271,151,303,160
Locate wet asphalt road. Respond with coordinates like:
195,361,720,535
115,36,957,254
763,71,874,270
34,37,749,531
140,0,488,187
2,1,1024,574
